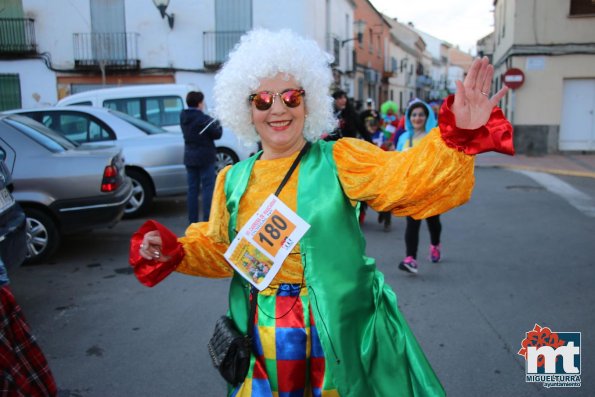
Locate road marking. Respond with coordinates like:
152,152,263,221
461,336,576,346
516,170,595,218
476,161,595,179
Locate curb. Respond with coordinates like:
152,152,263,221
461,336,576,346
475,164,595,179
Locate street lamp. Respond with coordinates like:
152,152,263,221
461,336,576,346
153,0,175,29
341,19,366,47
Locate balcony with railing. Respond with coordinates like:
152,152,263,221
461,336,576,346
382,70,395,82
416,75,433,88
0,18,37,56
203,31,245,69
364,68,380,84
73,32,140,70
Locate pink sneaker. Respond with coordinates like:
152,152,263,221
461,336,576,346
430,244,441,263
398,256,418,274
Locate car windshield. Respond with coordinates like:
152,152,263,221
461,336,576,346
4,115,78,152
108,109,168,135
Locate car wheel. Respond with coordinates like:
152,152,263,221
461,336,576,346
215,148,239,173
24,207,60,264
124,169,154,218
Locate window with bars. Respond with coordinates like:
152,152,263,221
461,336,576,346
570,0,595,15
0,74,21,111
333,37,340,67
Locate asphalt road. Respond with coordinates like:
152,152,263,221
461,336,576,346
9,167,595,397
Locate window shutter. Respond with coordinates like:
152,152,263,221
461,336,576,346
0,74,22,111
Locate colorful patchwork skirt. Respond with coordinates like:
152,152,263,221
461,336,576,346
230,284,339,397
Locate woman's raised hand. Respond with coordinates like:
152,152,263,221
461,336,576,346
139,230,169,262
452,56,508,130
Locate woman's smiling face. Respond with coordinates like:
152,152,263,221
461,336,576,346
409,105,428,132
250,73,306,159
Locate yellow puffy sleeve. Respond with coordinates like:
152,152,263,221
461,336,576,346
175,166,234,278
333,129,475,219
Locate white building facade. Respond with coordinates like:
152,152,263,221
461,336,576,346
415,30,451,100
383,18,421,114
0,0,357,110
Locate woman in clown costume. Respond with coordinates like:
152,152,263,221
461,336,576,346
130,29,513,396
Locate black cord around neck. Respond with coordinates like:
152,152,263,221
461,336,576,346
274,141,311,197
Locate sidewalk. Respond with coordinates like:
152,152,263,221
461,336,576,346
475,151,595,178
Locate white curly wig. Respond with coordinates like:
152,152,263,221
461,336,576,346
213,28,336,144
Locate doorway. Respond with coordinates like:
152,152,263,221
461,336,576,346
560,79,595,150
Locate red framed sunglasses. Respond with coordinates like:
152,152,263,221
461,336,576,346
248,89,306,111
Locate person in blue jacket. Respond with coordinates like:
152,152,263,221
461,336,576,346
180,91,222,223
396,100,442,274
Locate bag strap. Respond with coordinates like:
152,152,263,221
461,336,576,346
246,142,310,341
274,141,311,197
247,287,258,341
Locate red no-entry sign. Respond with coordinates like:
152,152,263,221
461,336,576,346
503,68,525,89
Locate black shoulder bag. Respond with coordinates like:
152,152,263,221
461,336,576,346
207,288,257,386
207,142,311,386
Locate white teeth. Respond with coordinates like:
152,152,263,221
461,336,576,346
269,120,290,127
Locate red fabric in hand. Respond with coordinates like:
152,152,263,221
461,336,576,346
438,95,515,155
129,220,185,287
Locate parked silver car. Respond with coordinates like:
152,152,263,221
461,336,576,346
56,83,258,170
0,114,132,263
8,106,186,217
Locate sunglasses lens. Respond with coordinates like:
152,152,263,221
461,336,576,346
252,92,274,110
281,89,303,108
250,89,305,110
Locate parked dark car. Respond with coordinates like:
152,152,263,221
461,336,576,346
0,114,132,263
0,158,27,268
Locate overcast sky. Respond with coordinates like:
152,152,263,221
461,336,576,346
369,0,495,54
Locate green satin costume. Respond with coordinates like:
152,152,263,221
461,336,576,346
224,140,445,397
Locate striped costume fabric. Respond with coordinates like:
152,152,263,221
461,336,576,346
231,284,339,397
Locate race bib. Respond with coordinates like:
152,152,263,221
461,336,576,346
224,194,310,290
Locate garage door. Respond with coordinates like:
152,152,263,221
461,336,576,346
560,79,595,150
